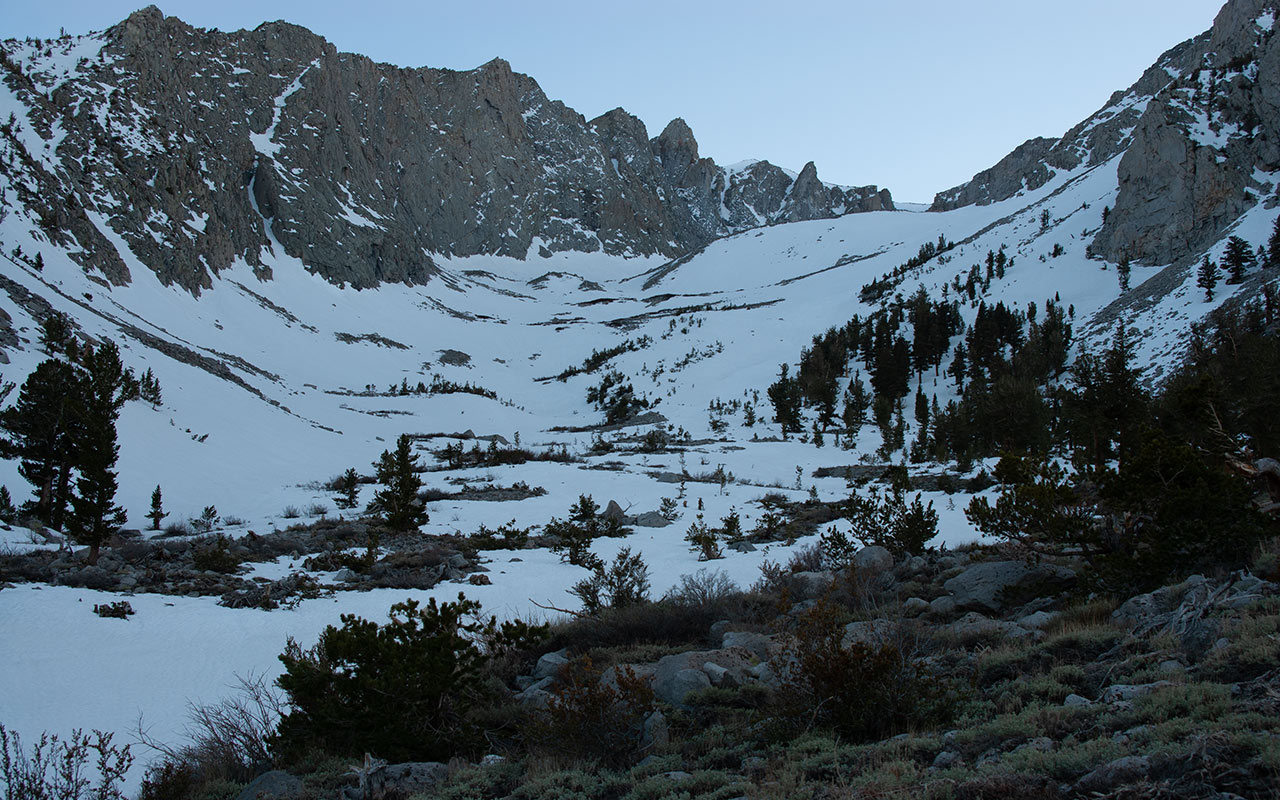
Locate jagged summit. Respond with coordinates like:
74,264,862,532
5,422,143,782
0,9,891,292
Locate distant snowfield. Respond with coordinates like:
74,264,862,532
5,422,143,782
0,146,1269,788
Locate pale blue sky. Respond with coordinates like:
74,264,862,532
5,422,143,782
4,1,1227,202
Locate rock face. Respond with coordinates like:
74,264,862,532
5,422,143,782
0,8,891,292
932,0,1280,266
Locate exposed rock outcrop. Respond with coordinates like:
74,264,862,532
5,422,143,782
0,9,891,292
932,0,1280,267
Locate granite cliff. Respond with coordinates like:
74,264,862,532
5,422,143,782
0,7,891,292
932,0,1280,267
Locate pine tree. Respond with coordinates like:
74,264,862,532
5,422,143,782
38,312,74,357
1267,215,1280,268
1197,255,1220,301
138,368,162,406
841,376,870,435
66,341,130,564
368,434,427,531
148,485,167,530
1223,236,1254,284
0,359,81,527
333,468,361,510
0,485,14,523
1117,257,1132,292
767,364,802,438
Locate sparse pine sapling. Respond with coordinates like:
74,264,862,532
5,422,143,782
333,468,361,510
1117,257,1132,292
148,485,167,530
721,507,743,543
685,514,721,560
0,485,14,523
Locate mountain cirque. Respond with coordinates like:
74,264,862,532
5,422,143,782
0,6,891,292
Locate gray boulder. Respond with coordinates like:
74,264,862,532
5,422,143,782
902,597,930,617
653,667,710,706
641,710,669,750
942,560,1074,613
1099,681,1173,704
843,618,897,647
1073,756,1151,795
853,545,893,574
370,762,448,799
235,771,303,800
533,648,569,680
946,612,1033,640
721,631,774,659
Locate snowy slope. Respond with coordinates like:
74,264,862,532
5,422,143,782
0,75,1276,792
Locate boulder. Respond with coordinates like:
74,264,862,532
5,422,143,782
790,570,835,600
853,545,893,574
1099,681,1173,704
942,560,1074,613
602,500,627,522
234,771,303,800
928,595,957,616
946,612,1032,640
902,597,930,617
533,649,569,680
641,710,669,750
1073,756,1151,795
372,762,448,799
843,618,897,647
702,661,734,687
653,667,710,706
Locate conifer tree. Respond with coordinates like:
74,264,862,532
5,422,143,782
368,434,427,531
0,358,81,527
1223,236,1254,284
1197,255,1220,301
1117,257,1132,292
138,368,162,406
66,341,130,564
148,485,167,530
1267,215,1280,268
333,468,361,510
767,364,802,438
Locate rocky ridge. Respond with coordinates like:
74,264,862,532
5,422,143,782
0,7,891,292
932,0,1280,267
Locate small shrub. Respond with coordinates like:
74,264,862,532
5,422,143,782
0,724,133,800
190,506,219,534
191,535,241,575
775,600,955,740
280,505,301,519
162,521,192,537
665,569,740,607
273,595,546,763
305,504,328,518
136,674,280,790
93,601,134,619
685,515,721,560
467,520,531,550
570,547,651,614
528,657,656,766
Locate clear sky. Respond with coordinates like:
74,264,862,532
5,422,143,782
4,0,1227,203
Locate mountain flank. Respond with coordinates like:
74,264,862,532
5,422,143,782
0,7,891,292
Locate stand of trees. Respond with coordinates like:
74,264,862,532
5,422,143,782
0,315,142,564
